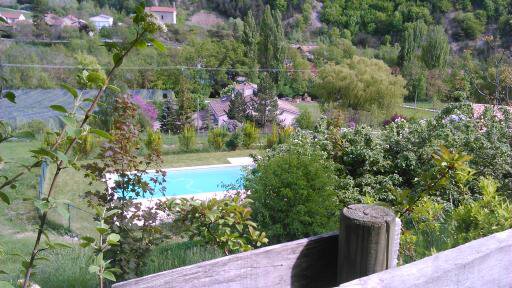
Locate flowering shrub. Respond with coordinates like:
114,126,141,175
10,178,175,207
131,95,159,131
382,113,407,126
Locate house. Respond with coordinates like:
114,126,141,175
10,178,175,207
145,5,177,25
207,81,300,128
0,11,25,25
45,13,86,28
89,14,113,30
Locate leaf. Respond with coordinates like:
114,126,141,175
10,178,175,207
59,115,77,129
49,105,68,113
102,270,116,281
88,265,100,274
104,209,121,217
31,148,57,161
54,151,68,163
86,71,106,87
4,91,15,103
106,233,120,245
0,280,15,288
51,242,72,249
107,85,121,93
96,226,109,235
149,38,166,52
60,83,79,100
107,268,122,274
14,131,35,139
0,191,10,205
89,129,112,140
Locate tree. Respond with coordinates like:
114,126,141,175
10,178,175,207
253,73,278,127
421,25,450,69
258,6,285,83
295,108,315,130
246,133,339,242
32,0,51,39
174,76,194,133
399,20,428,65
242,11,259,82
227,90,249,122
312,56,406,115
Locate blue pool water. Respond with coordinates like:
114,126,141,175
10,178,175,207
133,165,246,199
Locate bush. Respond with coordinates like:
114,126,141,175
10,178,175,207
278,126,293,144
178,125,196,151
144,129,163,154
265,125,279,149
225,130,242,151
208,128,229,151
246,134,339,243
295,109,315,130
453,12,485,40
18,120,48,137
241,122,259,149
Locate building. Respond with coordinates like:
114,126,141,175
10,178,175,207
207,81,300,128
89,14,113,30
45,13,86,28
0,11,25,25
145,6,177,25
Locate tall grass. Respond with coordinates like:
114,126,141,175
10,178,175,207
178,125,196,152
139,240,224,276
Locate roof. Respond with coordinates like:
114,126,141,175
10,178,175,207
278,100,300,115
0,12,23,19
145,6,177,13
89,14,113,21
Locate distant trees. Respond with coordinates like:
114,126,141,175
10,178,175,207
453,12,486,40
258,6,285,83
421,26,450,69
313,56,406,115
399,20,428,66
242,11,259,82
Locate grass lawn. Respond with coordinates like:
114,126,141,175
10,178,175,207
294,101,322,121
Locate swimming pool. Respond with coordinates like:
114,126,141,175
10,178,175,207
110,164,247,200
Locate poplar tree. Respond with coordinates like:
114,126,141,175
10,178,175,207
421,25,450,69
258,6,285,84
399,20,428,65
242,11,259,82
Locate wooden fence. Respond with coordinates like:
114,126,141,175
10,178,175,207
113,205,512,288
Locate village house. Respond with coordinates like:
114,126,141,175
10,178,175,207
44,13,86,28
206,80,300,129
145,5,177,25
0,11,25,25
89,14,113,30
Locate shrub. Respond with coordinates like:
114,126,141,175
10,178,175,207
178,125,196,151
208,128,229,151
144,129,163,154
246,135,339,243
167,196,268,254
241,122,259,149
74,133,96,159
265,125,279,149
453,12,485,40
278,126,293,144
225,130,242,151
295,109,315,130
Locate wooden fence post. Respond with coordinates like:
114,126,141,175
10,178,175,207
337,204,400,284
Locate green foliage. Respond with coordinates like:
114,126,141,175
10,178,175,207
246,132,339,242
399,20,428,65
80,207,122,287
144,129,163,155
178,125,196,152
208,128,229,151
139,241,224,277
227,91,249,122
241,122,259,149
253,73,278,127
453,12,486,40
168,196,269,255
313,56,406,116
225,130,242,151
74,133,97,160
295,108,315,130
265,125,279,149
421,26,450,69
449,178,512,246
277,126,293,145
17,120,49,137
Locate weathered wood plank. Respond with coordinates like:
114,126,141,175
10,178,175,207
338,228,512,288
113,232,338,288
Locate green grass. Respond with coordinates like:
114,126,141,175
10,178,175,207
139,240,224,276
295,102,322,121
399,106,438,119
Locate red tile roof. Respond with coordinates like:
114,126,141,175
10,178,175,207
145,6,176,13
0,12,23,19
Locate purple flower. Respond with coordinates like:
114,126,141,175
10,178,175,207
131,95,159,129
